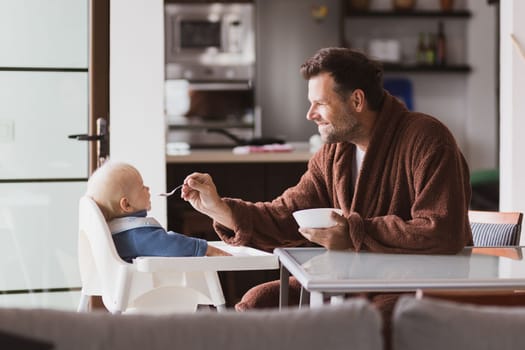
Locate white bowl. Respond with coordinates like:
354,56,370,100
292,208,343,228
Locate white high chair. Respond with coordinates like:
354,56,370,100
77,196,226,314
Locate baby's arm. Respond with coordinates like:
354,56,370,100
205,244,231,256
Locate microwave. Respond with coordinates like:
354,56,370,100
165,3,255,81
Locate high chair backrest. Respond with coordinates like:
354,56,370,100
78,196,133,313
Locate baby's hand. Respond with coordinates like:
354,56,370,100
205,245,232,256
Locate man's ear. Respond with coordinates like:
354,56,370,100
350,89,366,112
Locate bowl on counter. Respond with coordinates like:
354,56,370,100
292,208,343,228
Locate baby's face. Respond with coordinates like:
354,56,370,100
127,171,151,212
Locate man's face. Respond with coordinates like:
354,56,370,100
306,72,362,144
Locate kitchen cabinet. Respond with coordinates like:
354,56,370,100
343,6,472,73
166,160,308,306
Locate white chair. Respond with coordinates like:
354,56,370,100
77,196,226,314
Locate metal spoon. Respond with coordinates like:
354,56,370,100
158,184,183,197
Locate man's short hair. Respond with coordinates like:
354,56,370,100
300,47,384,110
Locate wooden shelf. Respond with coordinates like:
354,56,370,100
345,10,472,74
382,63,471,73
347,10,472,18
168,122,255,130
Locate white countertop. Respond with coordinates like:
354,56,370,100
166,142,313,163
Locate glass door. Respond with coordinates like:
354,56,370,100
0,0,89,310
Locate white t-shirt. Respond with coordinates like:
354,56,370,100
352,146,366,189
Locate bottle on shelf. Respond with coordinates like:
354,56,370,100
435,21,447,66
440,0,454,11
426,33,436,65
416,32,427,65
349,0,370,11
392,0,416,11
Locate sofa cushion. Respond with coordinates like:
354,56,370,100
0,329,53,350
393,296,525,350
0,298,381,350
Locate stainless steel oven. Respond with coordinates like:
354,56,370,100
165,3,255,81
165,3,257,148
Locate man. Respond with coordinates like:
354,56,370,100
181,47,472,322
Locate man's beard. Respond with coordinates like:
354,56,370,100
320,109,362,144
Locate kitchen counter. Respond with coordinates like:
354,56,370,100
166,142,312,163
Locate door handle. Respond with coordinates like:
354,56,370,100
68,134,104,141
68,117,109,167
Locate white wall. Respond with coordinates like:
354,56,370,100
465,0,497,171
110,0,167,225
500,0,525,244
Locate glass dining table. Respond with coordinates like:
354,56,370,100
274,247,525,308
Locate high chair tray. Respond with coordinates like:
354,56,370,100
134,241,279,272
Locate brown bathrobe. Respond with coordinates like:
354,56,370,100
214,92,472,252
213,92,472,345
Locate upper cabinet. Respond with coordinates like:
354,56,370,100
343,0,472,73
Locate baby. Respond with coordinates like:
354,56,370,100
85,160,229,262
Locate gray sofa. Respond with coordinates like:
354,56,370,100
0,298,382,350
393,296,525,350
4,296,525,350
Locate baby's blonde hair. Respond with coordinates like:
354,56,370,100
86,161,141,220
